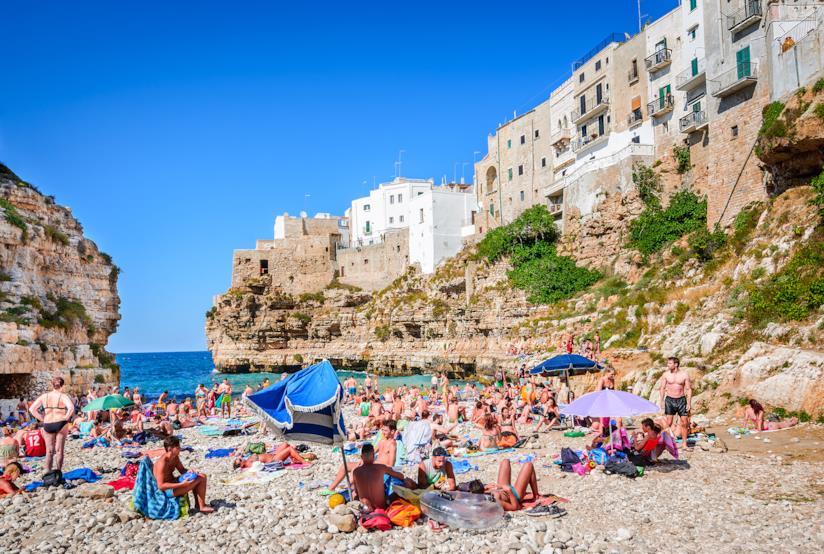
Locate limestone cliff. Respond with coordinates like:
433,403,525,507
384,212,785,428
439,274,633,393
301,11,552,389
0,163,120,399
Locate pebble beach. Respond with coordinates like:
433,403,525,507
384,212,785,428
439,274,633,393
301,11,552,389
2,402,823,554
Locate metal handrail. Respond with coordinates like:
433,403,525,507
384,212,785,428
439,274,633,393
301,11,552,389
645,48,672,70
679,110,708,132
675,58,706,88
572,126,611,152
647,94,674,116
572,93,610,121
727,0,762,31
627,110,643,126
710,63,758,95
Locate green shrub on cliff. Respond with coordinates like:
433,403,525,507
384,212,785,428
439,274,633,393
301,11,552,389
299,291,325,304
44,225,70,246
759,101,787,138
629,190,707,255
811,168,824,223
475,206,600,305
687,226,727,262
0,198,28,241
38,296,93,331
291,312,311,325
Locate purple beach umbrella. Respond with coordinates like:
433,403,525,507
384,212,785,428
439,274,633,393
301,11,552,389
560,389,660,418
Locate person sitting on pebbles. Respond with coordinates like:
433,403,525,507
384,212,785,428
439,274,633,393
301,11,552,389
0,461,24,497
416,446,456,491
484,459,565,516
154,436,214,514
232,442,313,469
352,443,416,511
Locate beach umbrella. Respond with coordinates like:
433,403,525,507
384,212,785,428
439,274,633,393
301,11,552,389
559,389,659,418
82,394,134,412
244,359,352,489
529,354,603,400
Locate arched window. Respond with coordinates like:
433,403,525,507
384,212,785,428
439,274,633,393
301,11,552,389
485,166,498,195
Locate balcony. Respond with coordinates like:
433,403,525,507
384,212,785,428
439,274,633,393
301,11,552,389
675,59,706,90
647,94,675,118
627,110,644,128
572,130,609,153
679,110,709,133
548,202,564,215
550,127,572,146
727,0,762,34
572,93,610,123
645,48,672,72
710,63,758,97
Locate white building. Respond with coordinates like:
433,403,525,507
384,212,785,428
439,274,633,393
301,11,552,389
409,184,478,274
349,177,433,247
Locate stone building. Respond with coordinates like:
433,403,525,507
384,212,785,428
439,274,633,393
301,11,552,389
473,100,553,234
349,177,433,247
336,228,410,291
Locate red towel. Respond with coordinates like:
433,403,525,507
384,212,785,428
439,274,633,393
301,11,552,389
107,477,136,491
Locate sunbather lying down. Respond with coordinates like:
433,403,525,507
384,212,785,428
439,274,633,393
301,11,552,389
232,443,313,469
481,460,567,516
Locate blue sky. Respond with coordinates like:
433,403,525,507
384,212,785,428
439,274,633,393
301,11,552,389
0,0,678,353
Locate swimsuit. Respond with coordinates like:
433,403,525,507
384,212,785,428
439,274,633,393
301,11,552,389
42,393,70,434
509,485,521,503
664,396,688,416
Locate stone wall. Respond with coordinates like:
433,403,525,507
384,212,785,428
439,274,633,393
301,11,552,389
336,229,410,291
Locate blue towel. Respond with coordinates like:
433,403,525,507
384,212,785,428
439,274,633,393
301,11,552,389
132,457,180,520
25,481,44,492
448,459,477,474
205,448,235,459
63,468,101,483
82,436,110,449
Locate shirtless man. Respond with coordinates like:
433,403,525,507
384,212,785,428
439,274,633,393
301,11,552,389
344,377,357,403
233,443,309,469
391,395,404,420
217,379,232,418
659,356,692,452
154,436,214,513
352,443,414,511
327,420,398,492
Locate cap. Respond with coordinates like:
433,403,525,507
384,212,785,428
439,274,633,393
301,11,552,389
432,446,448,457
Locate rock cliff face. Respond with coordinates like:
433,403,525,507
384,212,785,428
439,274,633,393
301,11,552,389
0,164,120,400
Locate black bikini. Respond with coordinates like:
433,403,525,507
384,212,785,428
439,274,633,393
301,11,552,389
42,393,70,433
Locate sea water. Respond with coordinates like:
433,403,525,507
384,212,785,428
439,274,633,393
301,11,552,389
116,351,451,402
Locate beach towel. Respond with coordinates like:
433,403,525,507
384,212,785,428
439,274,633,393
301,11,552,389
449,459,477,474
509,453,536,465
82,436,110,449
197,425,222,437
131,457,182,520
63,468,101,483
107,477,136,491
459,448,516,458
205,448,235,459
77,421,94,438
659,431,679,459
222,469,287,486
402,420,432,464
24,481,45,492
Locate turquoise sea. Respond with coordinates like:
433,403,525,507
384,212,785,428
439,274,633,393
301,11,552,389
116,351,442,402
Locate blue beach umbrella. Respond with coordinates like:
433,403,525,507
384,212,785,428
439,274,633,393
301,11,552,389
529,354,603,376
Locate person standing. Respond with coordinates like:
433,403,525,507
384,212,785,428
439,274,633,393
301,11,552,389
217,378,233,419
659,357,692,452
28,376,75,472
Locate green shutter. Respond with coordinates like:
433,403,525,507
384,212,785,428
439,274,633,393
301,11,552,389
507,139,512,149
692,101,701,113
736,47,751,79
658,85,670,108
489,203,495,216
691,57,698,77
508,168,513,181
690,0,697,11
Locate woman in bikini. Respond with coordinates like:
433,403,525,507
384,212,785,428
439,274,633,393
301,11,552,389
479,414,500,450
28,376,75,472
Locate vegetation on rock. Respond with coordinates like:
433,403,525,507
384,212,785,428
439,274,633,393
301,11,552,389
629,189,707,255
759,101,787,138
673,144,691,174
38,296,93,332
0,197,28,241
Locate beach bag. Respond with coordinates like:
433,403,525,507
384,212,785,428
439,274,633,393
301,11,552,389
359,508,393,531
386,499,421,527
496,433,517,449
247,442,266,455
604,457,638,479
589,447,608,466
43,470,64,487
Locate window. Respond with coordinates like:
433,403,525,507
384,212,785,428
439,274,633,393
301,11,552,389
419,209,424,223
595,60,601,71
736,46,751,79
259,260,269,275
520,134,525,144
365,221,371,234
689,0,697,10
541,157,547,168
364,259,369,265
518,165,523,176
631,135,640,144
687,26,697,41
731,125,739,138
389,216,394,224
489,203,495,216
579,72,585,83
363,204,370,211
417,192,423,196
606,57,609,65
534,129,540,139
397,193,402,203
691,57,699,76
507,139,512,149
508,168,513,181
389,195,394,204
399,215,404,223
519,191,525,202
655,38,667,52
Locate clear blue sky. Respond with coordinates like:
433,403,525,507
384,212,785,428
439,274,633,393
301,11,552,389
0,0,678,353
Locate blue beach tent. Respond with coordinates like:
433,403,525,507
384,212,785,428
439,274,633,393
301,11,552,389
244,359,347,445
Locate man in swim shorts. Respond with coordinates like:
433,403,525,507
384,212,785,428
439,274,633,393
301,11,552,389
154,436,214,513
217,379,233,419
659,356,692,452
352,443,415,511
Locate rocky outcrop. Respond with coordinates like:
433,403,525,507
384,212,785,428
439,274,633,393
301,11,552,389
0,164,120,400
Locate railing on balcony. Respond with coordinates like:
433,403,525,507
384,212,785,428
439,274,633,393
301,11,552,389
627,110,643,127
572,93,610,122
647,94,675,117
679,110,708,133
548,202,563,215
645,48,672,71
727,0,762,33
675,59,706,90
710,62,758,97
572,127,610,152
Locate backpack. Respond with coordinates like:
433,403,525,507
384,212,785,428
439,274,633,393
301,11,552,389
559,447,581,472
359,509,393,531
604,457,638,478
42,469,64,487
386,499,421,527
247,442,266,455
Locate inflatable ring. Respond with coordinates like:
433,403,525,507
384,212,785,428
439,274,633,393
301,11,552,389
420,490,504,530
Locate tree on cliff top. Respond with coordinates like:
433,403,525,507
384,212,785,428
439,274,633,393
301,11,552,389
477,205,558,262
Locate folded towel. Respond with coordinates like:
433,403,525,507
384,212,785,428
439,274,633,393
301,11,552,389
205,448,235,459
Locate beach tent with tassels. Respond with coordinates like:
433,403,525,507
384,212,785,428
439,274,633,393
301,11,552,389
244,359,352,490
